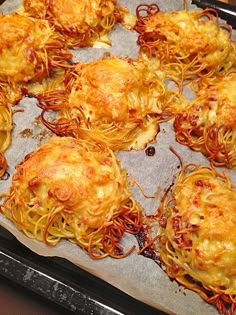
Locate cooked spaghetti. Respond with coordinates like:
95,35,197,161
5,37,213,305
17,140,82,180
0,13,72,103
135,4,236,81
157,162,236,315
21,0,133,48
174,73,236,169
0,90,12,177
0,136,142,258
37,54,176,151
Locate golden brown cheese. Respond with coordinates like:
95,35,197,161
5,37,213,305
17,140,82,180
158,164,236,314
22,0,129,48
37,54,174,151
0,13,72,103
0,137,142,258
174,73,236,168
135,5,236,81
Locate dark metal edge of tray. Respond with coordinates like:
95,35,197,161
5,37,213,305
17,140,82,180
0,226,167,315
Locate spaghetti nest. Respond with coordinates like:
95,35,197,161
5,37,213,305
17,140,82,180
0,13,72,103
0,137,142,259
135,4,236,81
0,89,12,177
174,73,236,169
22,0,126,48
37,54,175,151
157,163,236,315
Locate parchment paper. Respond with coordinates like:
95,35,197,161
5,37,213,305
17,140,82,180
0,1,236,314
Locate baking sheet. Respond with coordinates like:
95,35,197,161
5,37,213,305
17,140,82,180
0,1,236,315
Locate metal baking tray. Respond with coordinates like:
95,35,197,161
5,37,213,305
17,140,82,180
0,226,166,315
0,1,235,314
192,0,236,28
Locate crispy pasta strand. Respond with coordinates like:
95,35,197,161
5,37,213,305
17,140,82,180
0,152,7,178
0,91,12,177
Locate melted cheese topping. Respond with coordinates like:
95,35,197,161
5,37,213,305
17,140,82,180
22,0,124,47
39,55,172,151
174,73,236,168
0,13,72,85
69,58,164,122
196,75,236,127
136,8,236,80
1,137,142,257
160,165,236,297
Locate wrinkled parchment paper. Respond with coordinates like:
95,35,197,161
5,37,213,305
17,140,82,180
1,1,236,314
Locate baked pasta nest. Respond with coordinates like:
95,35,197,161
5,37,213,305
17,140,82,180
36,54,179,151
21,0,135,48
156,160,236,315
135,4,236,82
0,136,143,259
174,73,236,169
0,13,72,103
